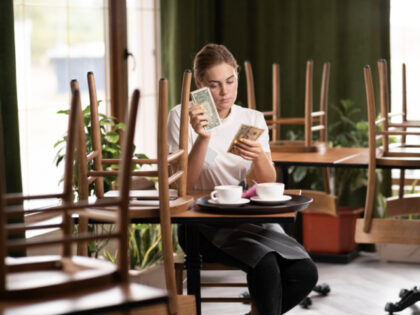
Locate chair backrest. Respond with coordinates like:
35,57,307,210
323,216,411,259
0,86,140,297
354,65,420,245
301,190,337,216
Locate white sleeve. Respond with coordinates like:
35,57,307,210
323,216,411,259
256,111,271,153
167,106,181,153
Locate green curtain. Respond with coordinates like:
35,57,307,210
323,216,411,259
0,0,24,256
161,0,389,120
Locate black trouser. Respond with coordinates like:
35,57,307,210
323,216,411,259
178,225,318,315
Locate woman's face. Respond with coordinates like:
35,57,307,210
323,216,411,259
197,62,238,117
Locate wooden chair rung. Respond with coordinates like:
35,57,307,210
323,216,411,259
311,110,325,117
201,297,252,303
6,231,121,250
5,193,64,203
88,170,159,177
101,158,158,164
311,125,325,132
168,150,184,162
86,150,100,161
6,222,64,234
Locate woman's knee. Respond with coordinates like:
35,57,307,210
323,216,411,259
299,259,319,290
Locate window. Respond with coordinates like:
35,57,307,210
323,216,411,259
127,0,160,160
14,0,160,195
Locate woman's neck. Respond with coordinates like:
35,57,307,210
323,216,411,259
218,107,232,120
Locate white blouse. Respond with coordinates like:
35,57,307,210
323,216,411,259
167,104,271,190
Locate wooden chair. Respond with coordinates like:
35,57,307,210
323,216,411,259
377,59,420,200
355,65,420,313
75,72,196,315
244,60,330,152
0,86,170,313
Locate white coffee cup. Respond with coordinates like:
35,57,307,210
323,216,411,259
210,185,243,204
256,182,285,200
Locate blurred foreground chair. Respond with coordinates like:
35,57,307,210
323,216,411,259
244,60,330,153
75,72,196,315
355,65,420,314
0,87,169,314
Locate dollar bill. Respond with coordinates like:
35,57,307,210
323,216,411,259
190,87,221,131
227,124,264,155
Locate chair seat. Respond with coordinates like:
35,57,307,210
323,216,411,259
133,294,196,315
270,140,327,152
0,282,169,315
4,255,118,299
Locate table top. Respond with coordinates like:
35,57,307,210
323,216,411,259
271,147,369,168
271,146,420,169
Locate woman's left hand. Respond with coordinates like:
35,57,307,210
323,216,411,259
233,138,265,161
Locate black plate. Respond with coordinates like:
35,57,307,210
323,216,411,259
196,194,312,214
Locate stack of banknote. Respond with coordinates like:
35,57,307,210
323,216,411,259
227,124,264,155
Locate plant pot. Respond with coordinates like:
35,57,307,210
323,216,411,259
301,206,363,254
129,261,166,289
376,244,420,264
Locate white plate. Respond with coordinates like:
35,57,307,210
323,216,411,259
208,198,250,206
250,195,292,204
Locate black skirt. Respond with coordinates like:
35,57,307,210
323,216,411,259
180,223,310,268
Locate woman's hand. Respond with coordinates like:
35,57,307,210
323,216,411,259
189,104,211,138
233,138,265,161
234,138,277,182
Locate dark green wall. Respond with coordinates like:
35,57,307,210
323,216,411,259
161,0,390,124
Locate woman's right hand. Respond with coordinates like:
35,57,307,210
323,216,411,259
189,104,211,138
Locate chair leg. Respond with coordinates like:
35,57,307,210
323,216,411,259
77,215,89,256
385,286,420,314
251,302,259,315
175,266,184,294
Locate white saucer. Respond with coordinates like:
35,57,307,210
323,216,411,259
250,195,292,204
208,198,250,206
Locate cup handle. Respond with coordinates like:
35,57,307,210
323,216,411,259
210,191,218,201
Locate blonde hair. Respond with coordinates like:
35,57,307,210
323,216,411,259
193,43,239,82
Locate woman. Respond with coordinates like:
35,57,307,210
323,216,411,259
168,43,318,315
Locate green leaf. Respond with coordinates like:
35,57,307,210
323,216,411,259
293,167,308,182
106,131,120,143
114,123,125,131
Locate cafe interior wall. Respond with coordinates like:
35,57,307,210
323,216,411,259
160,0,392,208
